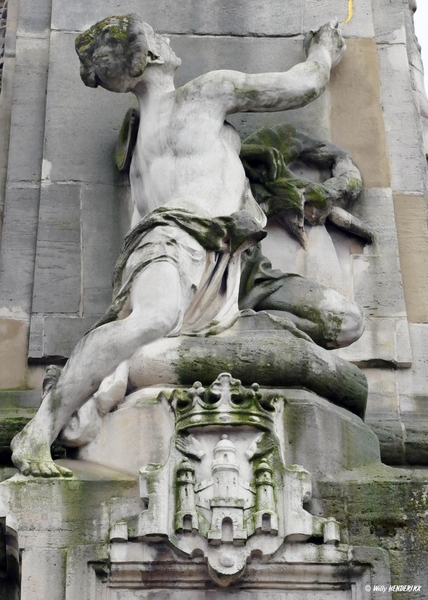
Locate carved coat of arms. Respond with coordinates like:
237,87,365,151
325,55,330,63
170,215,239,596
137,373,340,585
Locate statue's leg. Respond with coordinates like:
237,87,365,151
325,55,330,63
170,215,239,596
11,261,186,477
58,360,130,448
255,275,364,349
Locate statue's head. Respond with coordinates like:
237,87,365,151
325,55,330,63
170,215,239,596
75,14,181,92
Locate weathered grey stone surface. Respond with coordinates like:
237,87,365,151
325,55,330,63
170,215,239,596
0,2,52,383
81,183,129,315
397,324,428,464
0,463,138,546
52,0,303,36
364,369,405,465
333,189,411,367
318,467,428,597
337,316,411,368
371,0,407,45
303,0,374,39
0,0,18,218
351,188,409,327
354,256,407,319
0,3,51,386
28,182,130,357
402,412,428,464
31,184,81,315
377,44,426,194
27,315,44,361
358,323,428,465
0,187,40,314
21,548,66,599
406,5,428,161
400,324,428,397
16,0,52,36
5,37,49,185
51,0,374,39
282,389,381,477
29,315,98,360
0,390,41,410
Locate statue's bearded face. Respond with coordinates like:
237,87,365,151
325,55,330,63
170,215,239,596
76,15,181,93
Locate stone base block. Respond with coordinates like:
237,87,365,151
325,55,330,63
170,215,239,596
282,389,381,478
0,464,408,600
76,387,380,478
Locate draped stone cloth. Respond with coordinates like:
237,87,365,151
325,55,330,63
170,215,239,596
239,243,299,311
89,205,267,337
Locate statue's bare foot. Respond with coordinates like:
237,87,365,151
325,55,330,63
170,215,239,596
11,430,73,478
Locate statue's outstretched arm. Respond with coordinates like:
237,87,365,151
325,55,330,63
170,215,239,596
296,132,362,206
186,21,345,115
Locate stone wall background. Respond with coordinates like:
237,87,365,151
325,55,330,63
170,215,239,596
0,0,427,466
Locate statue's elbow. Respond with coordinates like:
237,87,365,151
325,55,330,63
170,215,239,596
299,71,328,106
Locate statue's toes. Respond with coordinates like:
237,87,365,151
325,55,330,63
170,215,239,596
39,462,59,477
39,462,73,478
24,460,73,478
30,463,42,477
56,464,73,478
18,459,31,477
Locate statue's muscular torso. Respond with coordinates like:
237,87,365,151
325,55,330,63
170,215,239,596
129,91,252,221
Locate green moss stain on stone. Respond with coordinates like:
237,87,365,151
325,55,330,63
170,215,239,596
59,479,88,546
76,15,131,53
317,472,428,598
58,474,137,548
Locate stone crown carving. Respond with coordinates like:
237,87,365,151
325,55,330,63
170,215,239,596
168,372,277,433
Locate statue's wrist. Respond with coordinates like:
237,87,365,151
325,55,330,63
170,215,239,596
306,45,333,72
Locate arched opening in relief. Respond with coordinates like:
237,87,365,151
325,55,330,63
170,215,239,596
221,517,234,542
182,514,193,532
262,513,271,533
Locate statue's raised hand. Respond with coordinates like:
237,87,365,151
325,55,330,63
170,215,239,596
304,19,346,68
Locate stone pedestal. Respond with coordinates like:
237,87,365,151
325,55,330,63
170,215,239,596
1,385,426,598
3,459,424,600
75,387,380,479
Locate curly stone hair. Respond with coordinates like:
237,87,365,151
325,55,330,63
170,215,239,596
75,14,159,88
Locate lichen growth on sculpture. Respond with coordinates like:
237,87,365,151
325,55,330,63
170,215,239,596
76,15,131,53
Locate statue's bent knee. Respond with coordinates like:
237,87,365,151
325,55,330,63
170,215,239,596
335,300,364,348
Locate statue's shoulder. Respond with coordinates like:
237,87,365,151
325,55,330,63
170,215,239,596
176,69,244,104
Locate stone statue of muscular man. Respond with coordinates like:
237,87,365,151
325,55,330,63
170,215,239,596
12,14,356,477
